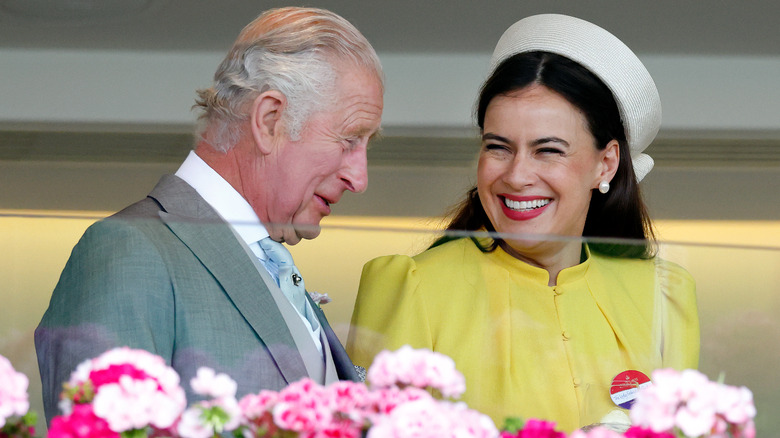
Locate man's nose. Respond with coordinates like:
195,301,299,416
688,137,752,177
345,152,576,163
341,146,369,193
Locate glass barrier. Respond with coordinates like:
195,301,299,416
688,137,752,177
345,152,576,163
2,211,778,435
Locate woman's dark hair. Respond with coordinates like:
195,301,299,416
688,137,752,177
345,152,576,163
435,51,655,258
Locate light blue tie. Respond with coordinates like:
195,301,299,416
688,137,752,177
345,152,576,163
258,237,308,316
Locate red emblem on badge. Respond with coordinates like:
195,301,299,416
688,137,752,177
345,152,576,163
610,370,651,409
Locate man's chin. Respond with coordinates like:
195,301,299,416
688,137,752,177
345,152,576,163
269,223,321,245
294,225,322,243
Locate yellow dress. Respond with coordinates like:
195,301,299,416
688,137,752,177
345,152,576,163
347,238,699,431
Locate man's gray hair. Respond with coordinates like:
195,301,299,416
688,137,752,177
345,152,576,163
194,7,383,151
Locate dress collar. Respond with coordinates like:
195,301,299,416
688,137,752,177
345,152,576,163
476,237,592,286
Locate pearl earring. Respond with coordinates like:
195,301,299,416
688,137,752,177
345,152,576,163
598,181,610,194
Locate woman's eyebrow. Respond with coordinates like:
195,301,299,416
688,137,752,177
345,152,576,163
532,136,570,147
482,132,511,144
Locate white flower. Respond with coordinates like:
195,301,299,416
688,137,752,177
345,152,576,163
177,407,213,438
92,374,186,431
0,355,29,428
191,367,238,399
180,367,242,437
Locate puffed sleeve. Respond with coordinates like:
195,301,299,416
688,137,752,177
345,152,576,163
656,258,700,369
346,255,433,368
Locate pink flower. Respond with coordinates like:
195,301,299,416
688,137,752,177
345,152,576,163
69,347,181,391
510,419,565,438
624,426,676,438
326,380,373,424
239,391,280,437
629,389,676,433
278,379,324,402
272,379,333,433
367,398,497,438
308,291,332,305
677,369,711,403
308,419,363,438
0,354,29,428
368,386,432,417
89,363,154,388
643,368,681,406
258,379,367,437
630,368,757,437
65,347,187,432
239,390,279,419
736,419,756,438
630,369,687,433
716,385,756,424
675,403,716,437
48,404,120,438
273,401,332,433
367,346,466,398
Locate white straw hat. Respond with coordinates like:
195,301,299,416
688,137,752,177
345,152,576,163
490,14,660,181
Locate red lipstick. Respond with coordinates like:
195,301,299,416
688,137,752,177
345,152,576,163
499,195,550,221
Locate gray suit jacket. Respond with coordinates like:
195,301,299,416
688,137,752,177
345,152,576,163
35,175,358,423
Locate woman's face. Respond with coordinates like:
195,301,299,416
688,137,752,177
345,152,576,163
477,84,617,257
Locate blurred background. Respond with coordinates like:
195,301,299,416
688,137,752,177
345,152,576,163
1,0,779,434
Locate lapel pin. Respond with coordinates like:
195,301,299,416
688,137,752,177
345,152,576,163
610,370,651,409
292,273,302,286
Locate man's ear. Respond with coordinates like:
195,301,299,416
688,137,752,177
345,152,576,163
595,140,620,187
250,90,287,155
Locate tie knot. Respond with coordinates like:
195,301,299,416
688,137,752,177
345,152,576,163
258,237,294,271
257,237,308,317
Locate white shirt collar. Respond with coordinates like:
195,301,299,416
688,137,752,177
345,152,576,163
175,152,321,353
175,151,269,248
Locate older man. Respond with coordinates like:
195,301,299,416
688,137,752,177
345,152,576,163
35,7,383,423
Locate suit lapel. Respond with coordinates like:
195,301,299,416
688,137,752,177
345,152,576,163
150,175,308,384
308,295,359,382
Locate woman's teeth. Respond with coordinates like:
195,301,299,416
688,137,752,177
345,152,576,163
503,198,550,212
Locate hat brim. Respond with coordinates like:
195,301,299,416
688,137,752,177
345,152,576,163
490,14,660,181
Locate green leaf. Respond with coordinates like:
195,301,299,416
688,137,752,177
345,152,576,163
501,416,525,433
120,428,149,438
22,411,38,427
199,406,231,433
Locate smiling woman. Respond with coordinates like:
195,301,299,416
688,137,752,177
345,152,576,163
477,84,620,279
347,14,699,432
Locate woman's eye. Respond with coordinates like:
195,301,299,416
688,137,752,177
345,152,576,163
484,143,509,152
538,147,565,155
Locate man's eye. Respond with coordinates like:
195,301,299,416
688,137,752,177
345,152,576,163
343,138,358,150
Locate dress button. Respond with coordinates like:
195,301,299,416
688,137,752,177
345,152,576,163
553,287,563,295
573,377,581,387
562,331,570,341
